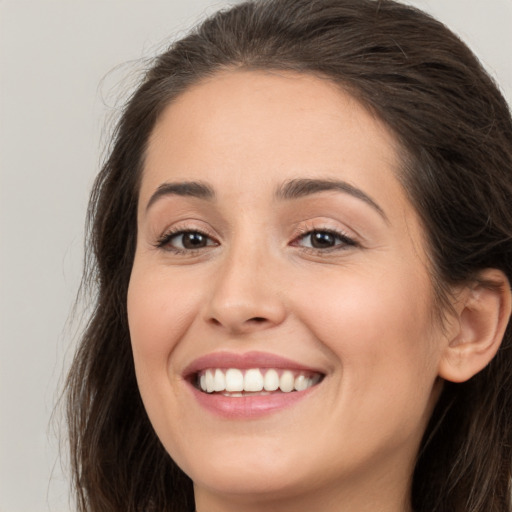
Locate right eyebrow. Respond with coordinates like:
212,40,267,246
145,181,215,212
275,178,388,223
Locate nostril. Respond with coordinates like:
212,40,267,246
207,316,267,328
249,317,267,323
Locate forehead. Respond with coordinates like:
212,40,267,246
142,70,403,200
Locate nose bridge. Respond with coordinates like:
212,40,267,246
204,230,286,333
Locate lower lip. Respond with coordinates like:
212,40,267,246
188,383,318,419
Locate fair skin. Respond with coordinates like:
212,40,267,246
127,70,510,512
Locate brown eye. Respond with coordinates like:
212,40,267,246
295,229,356,250
179,231,209,249
158,230,217,251
310,231,337,249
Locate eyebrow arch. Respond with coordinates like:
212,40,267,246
146,181,215,211
275,178,388,222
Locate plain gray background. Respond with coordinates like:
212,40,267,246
1,1,511,510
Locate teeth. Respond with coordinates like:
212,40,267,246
213,369,225,392
205,369,215,393
294,374,309,391
263,369,279,391
225,368,244,392
197,368,321,394
244,369,264,392
279,370,295,392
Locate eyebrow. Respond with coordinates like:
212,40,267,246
145,177,387,222
275,178,388,221
146,181,215,211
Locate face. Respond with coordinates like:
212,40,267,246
128,70,447,509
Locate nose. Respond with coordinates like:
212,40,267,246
203,245,287,335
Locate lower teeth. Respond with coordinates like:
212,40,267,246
220,391,274,397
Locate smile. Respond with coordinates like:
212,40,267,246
183,351,326,418
197,368,322,395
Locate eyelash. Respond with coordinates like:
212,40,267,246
155,228,218,254
155,227,357,255
292,228,357,253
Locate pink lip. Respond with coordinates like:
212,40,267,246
183,350,322,376
182,351,324,419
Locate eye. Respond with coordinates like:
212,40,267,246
294,229,356,250
157,230,217,252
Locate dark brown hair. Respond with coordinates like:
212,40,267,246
66,1,512,511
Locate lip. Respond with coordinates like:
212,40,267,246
183,350,323,376
182,351,324,419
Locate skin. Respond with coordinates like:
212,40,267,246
127,70,452,512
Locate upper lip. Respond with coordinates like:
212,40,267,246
182,350,325,379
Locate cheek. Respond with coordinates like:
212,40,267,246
126,262,206,439
126,263,204,452
127,264,200,364
293,261,440,398
300,269,441,452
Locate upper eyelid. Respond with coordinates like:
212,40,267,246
157,221,217,239
295,225,350,237
293,220,357,240
292,228,357,247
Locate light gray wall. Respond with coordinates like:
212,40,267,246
0,1,510,510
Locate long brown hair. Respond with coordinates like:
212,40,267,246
66,1,512,510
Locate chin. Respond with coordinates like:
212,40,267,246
190,460,312,501
175,437,313,498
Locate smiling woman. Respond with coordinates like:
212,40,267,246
65,1,512,512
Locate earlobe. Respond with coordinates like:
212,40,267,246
438,269,512,383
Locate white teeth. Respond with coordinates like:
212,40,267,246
294,374,309,391
225,368,244,392
197,368,322,394
244,369,264,392
279,370,295,393
205,369,215,393
213,369,225,392
263,369,280,391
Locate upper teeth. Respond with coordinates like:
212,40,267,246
197,368,321,394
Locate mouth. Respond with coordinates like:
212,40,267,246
195,368,323,396
183,351,325,417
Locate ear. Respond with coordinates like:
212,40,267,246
438,269,512,383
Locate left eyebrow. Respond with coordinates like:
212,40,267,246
275,178,388,222
145,181,215,212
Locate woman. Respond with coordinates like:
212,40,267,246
66,0,512,511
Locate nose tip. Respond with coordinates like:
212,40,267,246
204,259,286,334
207,297,286,334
